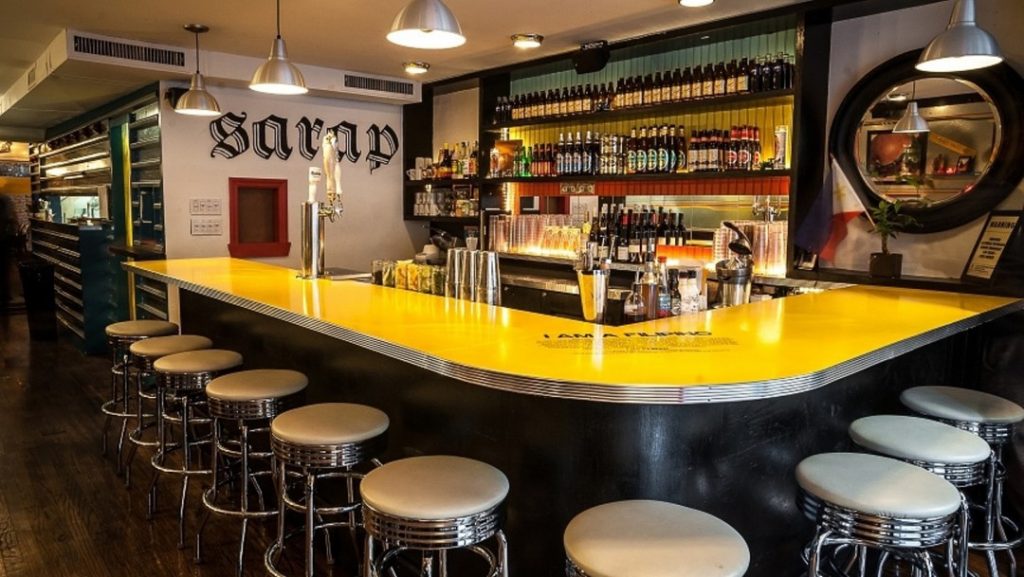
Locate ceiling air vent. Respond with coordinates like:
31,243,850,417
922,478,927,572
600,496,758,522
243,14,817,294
344,74,415,96
69,31,187,71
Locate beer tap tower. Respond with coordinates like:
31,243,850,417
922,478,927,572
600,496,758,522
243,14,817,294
300,131,344,279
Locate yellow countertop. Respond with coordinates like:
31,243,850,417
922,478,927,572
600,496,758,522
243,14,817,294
126,257,1022,404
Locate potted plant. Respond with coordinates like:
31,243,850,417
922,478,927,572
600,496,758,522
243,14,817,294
868,200,919,279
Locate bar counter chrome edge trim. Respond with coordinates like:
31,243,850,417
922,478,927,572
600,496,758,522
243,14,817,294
128,265,1024,405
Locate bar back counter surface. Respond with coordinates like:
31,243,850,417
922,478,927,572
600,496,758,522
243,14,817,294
127,257,1023,576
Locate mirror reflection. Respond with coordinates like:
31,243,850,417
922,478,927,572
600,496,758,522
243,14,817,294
855,77,999,206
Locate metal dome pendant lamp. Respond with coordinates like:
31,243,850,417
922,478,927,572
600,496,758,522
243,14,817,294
893,81,930,134
175,24,221,117
387,0,466,49
250,0,308,95
916,0,1003,72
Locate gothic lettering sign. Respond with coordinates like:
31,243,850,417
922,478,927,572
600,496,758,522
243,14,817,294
209,113,400,173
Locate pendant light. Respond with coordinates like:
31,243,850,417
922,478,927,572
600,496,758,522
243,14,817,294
250,0,308,95
916,0,1003,72
175,25,221,117
387,0,466,49
893,82,930,134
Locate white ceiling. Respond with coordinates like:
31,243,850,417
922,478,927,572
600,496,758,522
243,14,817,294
0,0,817,132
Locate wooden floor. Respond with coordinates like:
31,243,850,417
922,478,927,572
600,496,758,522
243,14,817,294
0,311,1016,577
0,313,354,577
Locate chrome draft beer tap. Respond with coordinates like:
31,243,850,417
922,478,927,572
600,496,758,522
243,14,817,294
300,131,344,279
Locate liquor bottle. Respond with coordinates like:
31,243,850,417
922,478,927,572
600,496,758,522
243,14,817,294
702,64,714,98
671,68,683,102
525,145,534,177
626,128,638,175
710,130,721,172
651,72,663,105
726,127,739,171
591,131,602,175
573,131,584,175
595,84,607,112
636,127,648,174
616,211,631,262
667,125,678,173
675,125,687,173
647,127,659,174
737,58,750,93
714,62,727,96
726,59,738,94
644,74,656,106
555,133,565,176
689,130,700,172
582,131,593,175
682,67,694,100
656,207,668,247
752,127,762,167
749,58,762,93
656,125,669,173
657,258,672,318
595,206,610,260
772,53,785,91
627,209,642,264
559,87,569,116
760,57,772,92
468,140,479,177
613,79,625,109
583,84,594,113
623,275,647,323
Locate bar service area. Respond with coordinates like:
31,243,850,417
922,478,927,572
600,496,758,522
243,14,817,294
2,1,1024,577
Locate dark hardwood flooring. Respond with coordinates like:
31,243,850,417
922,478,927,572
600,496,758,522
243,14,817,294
0,313,353,577
0,311,1015,577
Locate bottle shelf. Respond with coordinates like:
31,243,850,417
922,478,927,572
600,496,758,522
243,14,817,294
488,89,794,131
404,178,480,188
405,215,479,224
484,169,790,184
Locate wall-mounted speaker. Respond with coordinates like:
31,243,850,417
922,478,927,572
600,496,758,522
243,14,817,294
573,41,610,74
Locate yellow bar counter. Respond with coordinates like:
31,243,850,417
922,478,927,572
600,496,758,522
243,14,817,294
125,257,1022,404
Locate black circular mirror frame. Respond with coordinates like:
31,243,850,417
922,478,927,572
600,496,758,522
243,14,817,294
829,49,1024,233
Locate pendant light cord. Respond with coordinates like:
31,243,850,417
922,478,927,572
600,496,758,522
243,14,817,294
276,0,282,39
194,32,200,74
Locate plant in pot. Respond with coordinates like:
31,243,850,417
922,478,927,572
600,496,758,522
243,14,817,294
868,200,919,279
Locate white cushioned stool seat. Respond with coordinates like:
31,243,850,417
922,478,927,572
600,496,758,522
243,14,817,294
130,335,213,358
901,386,1024,425
850,415,991,464
564,500,749,577
206,369,308,401
361,455,508,520
153,349,243,374
797,453,961,519
271,403,388,446
106,320,179,338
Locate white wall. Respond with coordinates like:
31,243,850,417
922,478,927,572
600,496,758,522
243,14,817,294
159,82,425,272
824,0,1024,278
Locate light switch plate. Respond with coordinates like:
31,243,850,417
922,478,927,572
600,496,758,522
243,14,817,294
189,198,222,215
190,217,223,236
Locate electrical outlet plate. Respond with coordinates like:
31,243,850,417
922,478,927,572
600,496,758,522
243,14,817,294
190,217,223,236
189,198,223,215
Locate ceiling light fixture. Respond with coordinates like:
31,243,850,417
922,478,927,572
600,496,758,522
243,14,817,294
885,91,909,102
512,34,543,49
174,24,222,117
916,0,1003,72
387,0,466,49
250,0,308,95
404,61,431,74
893,81,930,134
679,0,715,7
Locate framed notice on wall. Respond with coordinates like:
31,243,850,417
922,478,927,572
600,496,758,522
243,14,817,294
962,211,1022,283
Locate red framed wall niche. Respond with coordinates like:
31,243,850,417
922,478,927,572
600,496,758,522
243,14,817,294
227,177,291,258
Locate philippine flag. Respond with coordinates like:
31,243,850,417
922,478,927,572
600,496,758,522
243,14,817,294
819,158,870,261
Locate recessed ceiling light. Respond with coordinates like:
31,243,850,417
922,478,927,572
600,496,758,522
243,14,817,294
700,35,711,40
511,34,544,49
886,91,909,102
404,61,431,74
680,0,714,7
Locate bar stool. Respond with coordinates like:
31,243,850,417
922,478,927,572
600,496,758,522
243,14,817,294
797,452,963,577
102,320,178,470
148,348,243,548
122,334,213,488
901,386,1024,577
265,403,389,577
195,369,308,576
360,455,509,577
563,500,749,577
850,415,992,577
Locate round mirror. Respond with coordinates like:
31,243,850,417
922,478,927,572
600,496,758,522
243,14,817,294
831,50,1024,232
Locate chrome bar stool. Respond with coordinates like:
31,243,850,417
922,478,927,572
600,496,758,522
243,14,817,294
122,334,213,488
797,452,963,577
148,348,243,548
563,499,749,577
902,386,1024,577
265,403,389,577
102,320,178,471
850,415,992,577
360,455,510,577
195,369,308,576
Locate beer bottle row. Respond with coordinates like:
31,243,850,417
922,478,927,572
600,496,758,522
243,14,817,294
492,124,767,178
493,53,795,124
